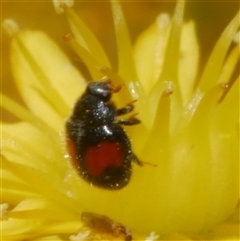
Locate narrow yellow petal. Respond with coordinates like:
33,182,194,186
1,93,58,133
39,221,81,235
64,34,103,80
32,235,64,241
110,0,138,82
218,46,239,84
198,10,240,92
9,198,76,221
1,218,44,240
134,13,170,95
179,21,199,104
63,5,111,68
11,30,85,122
148,0,185,129
2,122,62,167
2,156,81,213
150,0,185,98
141,88,171,161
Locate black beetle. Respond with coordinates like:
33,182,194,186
66,80,142,189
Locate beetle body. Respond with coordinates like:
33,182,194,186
66,81,141,189
81,211,132,241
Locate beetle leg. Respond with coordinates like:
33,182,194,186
116,100,137,116
116,104,134,116
117,110,140,125
131,153,143,166
131,154,157,167
117,117,140,126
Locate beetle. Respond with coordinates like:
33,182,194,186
81,211,132,241
66,80,142,189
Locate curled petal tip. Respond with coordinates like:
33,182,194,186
163,88,173,96
233,30,240,44
156,13,170,29
2,19,19,37
220,82,229,90
52,0,74,14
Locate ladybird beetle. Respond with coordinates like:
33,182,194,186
81,211,132,241
66,80,142,189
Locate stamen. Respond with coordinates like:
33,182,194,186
0,203,9,221
63,5,110,68
2,19,19,37
198,10,239,92
145,231,160,241
52,0,74,14
63,33,101,79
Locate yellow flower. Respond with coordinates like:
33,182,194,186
1,1,239,240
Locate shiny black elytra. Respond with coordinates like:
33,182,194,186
66,81,142,189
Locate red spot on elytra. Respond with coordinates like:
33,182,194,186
85,141,124,177
66,138,79,169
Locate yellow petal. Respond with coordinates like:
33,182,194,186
198,10,240,92
134,13,170,94
207,223,240,240
1,218,44,240
2,122,63,168
31,235,64,241
2,167,36,205
179,21,199,104
110,0,138,82
9,198,76,221
64,6,111,68
10,30,85,127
